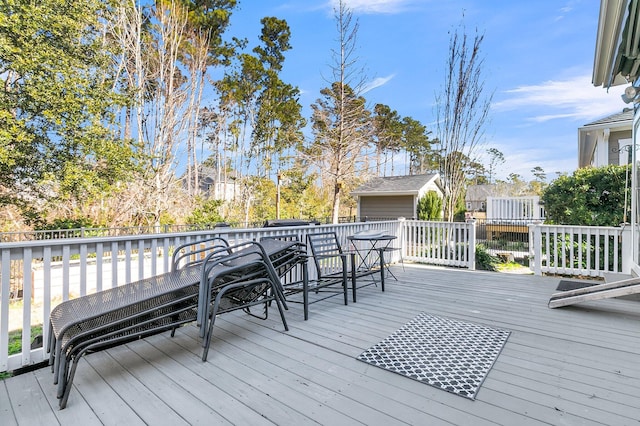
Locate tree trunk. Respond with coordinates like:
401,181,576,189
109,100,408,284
332,182,341,224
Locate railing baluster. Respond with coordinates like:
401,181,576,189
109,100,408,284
21,248,32,366
136,239,144,281
111,241,118,288
151,239,158,276
1,249,10,371
96,243,103,292
125,240,132,284
43,247,51,363
62,245,70,301
80,244,87,297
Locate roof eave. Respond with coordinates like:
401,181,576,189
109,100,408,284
351,190,419,197
593,0,631,88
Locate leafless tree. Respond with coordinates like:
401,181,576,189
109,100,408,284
111,1,199,226
307,0,372,223
436,24,492,221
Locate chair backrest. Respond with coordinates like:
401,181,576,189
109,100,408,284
199,241,282,312
306,232,344,279
260,235,305,283
172,237,231,271
261,234,300,243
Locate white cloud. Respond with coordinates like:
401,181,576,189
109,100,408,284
486,135,579,181
493,75,629,123
328,0,415,14
361,74,395,93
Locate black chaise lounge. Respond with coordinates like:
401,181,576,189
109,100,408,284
47,237,304,409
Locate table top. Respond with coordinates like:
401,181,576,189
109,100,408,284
347,234,396,241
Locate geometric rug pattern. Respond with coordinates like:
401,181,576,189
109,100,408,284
357,312,511,399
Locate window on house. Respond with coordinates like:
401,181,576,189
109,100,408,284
619,139,632,165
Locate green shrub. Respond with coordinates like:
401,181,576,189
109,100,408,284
417,191,443,220
475,244,501,271
186,198,224,225
542,164,629,226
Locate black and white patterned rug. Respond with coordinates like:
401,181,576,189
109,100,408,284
357,313,510,399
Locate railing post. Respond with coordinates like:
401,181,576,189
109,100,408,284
396,217,405,263
620,223,632,274
530,221,543,276
466,218,476,270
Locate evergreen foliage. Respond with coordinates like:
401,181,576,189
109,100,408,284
542,165,629,226
417,190,442,220
186,198,225,225
0,0,133,209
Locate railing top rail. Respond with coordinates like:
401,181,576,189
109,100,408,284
533,223,626,230
0,216,365,243
0,221,402,250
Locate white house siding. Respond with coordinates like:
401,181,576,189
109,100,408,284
359,196,414,219
591,129,631,167
417,181,442,199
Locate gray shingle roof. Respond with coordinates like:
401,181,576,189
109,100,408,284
351,173,439,195
582,109,633,127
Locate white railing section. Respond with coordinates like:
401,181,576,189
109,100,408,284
529,223,632,277
486,196,545,223
6,218,632,372
0,221,403,372
403,220,476,269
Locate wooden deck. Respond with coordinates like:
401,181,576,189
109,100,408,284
2,264,640,425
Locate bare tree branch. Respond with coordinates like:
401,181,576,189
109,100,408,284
436,24,493,221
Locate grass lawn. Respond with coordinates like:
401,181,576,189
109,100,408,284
0,325,43,380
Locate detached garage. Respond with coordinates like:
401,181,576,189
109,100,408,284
351,174,443,220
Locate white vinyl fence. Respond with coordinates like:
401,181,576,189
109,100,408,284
403,220,476,268
528,223,632,277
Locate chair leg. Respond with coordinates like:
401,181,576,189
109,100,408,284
303,262,309,320
58,360,77,408
58,348,88,410
272,286,289,332
202,299,221,362
342,262,348,305
350,252,357,303
48,325,56,372
378,248,385,292
53,339,63,385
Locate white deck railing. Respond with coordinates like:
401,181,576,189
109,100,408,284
486,196,545,222
14,219,625,372
403,220,476,268
529,223,632,277
1,220,416,372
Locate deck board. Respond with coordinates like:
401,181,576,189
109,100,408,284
0,380,18,426
5,370,59,426
3,264,640,425
31,367,103,426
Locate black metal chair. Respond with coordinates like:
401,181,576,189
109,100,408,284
304,232,349,314
198,240,292,361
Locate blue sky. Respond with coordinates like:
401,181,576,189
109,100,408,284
225,0,625,181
